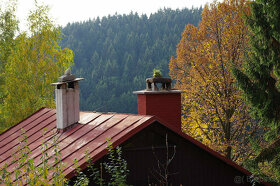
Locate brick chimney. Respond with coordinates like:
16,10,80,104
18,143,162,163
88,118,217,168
133,77,183,131
52,69,84,130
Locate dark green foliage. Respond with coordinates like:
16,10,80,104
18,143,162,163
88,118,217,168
60,8,202,113
232,0,280,182
104,141,129,186
71,142,129,186
73,158,89,186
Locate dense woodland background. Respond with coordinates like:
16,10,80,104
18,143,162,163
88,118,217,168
60,8,202,113
1,0,280,183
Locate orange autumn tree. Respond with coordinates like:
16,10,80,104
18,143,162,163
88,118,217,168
169,0,262,163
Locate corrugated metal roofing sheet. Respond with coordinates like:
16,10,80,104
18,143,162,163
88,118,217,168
0,108,153,182
0,107,268,185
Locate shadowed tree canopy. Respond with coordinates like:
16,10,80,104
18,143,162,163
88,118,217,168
233,0,280,182
60,8,203,114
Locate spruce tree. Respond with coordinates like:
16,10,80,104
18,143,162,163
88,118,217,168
233,0,280,182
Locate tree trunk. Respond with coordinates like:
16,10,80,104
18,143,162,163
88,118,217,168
225,146,232,159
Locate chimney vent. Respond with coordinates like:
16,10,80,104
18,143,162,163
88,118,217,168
52,69,84,130
146,77,171,91
134,77,183,131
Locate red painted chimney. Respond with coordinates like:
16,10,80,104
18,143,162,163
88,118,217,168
133,77,183,131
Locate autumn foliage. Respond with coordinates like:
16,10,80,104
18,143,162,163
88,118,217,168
0,2,73,129
169,0,262,163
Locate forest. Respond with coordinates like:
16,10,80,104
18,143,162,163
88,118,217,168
1,0,280,184
60,8,202,113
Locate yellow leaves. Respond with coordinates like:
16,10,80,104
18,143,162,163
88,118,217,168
169,0,259,164
1,2,73,127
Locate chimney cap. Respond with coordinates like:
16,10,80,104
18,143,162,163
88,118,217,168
133,89,184,95
146,77,172,84
58,68,76,82
51,68,84,86
133,77,184,94
146,77,172,91
51,78,84,86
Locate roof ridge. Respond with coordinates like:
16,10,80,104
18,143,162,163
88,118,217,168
80,110,154,117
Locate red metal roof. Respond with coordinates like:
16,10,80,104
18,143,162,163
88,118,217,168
0,107,269,185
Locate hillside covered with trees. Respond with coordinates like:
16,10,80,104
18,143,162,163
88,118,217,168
60,8,202,113
1,0,280,184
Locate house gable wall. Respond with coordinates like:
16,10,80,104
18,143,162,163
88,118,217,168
71,122,262,186
120,122,255,185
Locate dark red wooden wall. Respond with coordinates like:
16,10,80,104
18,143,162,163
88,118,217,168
121,122,262,186
70,121,265,185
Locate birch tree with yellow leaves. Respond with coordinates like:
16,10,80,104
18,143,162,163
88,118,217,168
0,1,73,129
169,0,263,163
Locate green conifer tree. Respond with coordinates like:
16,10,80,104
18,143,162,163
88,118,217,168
233,0,280,183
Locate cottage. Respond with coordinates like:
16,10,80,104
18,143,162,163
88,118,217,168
0,70,269,185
